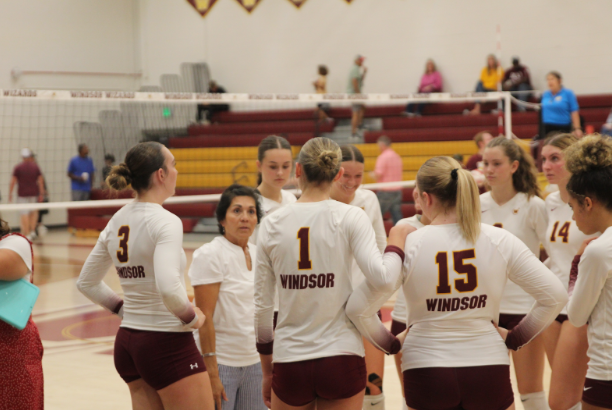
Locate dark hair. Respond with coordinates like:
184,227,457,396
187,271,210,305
486,137,541,198
104,154,115,162
215,184,263,235
297,137,342,186
107,142,166,193
340,145,364,164
318,65,328,76
547,71,562,82
257,135,293,185
565,134,612,211
377,136,392,146
0,219,10,237
78,143,87,154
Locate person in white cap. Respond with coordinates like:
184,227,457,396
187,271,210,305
9,148,45,240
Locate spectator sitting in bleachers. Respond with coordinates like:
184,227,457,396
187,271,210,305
197,80,229,124
502,57,532,112
601,109,612,137
467,54,504,115
403,59,443,117
466,131,494,170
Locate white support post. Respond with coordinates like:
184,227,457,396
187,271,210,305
504,92,513,139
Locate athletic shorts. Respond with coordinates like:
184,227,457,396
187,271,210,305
403,365,514,410
555,314,568,324
114,327,206,391
272,355,366,406
498,314,525,331
352,103,365,112
16,196,37,215
391,320,407,336
583,378,612,408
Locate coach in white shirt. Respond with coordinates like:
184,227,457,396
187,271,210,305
189,184,266,410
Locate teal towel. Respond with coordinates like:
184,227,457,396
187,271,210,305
0,279,40,330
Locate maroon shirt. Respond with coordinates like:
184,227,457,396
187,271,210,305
12,161,41,197
466,154,482,171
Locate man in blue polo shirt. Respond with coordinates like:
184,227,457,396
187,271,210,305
67,144,95,201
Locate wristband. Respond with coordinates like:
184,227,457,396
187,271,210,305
202,352,216,358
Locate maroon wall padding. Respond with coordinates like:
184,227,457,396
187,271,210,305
175,188,224,196
402,187,416,202
214,109,315,123
90,189,135,200
68,215,112,231
581,108,611,125
364,124,539,143
68,207,122,217
576,95,612,109
383,114,498,131
383,220,393,236
181,218,199,233
188,120,334,136
164,203,216,218
169,133,314,148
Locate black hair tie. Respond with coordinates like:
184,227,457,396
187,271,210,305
451,168,459,181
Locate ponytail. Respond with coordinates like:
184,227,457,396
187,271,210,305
417,156,480,243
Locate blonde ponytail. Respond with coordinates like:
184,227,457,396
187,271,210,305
417,157,480,243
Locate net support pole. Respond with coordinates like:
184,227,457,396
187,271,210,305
504,92,513,139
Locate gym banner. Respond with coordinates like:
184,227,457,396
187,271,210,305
235,0,262,13
186,0,218,17
287,0,309,8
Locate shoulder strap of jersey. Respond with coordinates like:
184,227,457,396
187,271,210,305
0,233,34,283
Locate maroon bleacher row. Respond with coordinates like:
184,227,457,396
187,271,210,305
169,95,612,149
68,187,417,234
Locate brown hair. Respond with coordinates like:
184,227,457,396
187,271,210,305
257,135,293,185
486,54,498,74
417,156,481,243
318,65,328,76
474,131,492,148
297,137,342,186
543,132,577,151
340,145,364,164
547,71,562,82
107,142,166,193
377,136,392,147
424,59,437,74
565,134,612,210
0,219,10,237
486,137,541,198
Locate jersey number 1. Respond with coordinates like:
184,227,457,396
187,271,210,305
436,249,478,294
297,227,312,270
117,226,130,263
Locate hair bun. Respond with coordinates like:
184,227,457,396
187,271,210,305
317,150,338,170
107,163,133,191
565,134,612,175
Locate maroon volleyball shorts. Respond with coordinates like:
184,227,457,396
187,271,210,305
272,355,366,406
555,314,568,324
403,365,514,410
583,378,612,408
114,327,206,391
391,320,407,336
498,314,526,331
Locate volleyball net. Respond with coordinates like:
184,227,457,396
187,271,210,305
0,89,516,230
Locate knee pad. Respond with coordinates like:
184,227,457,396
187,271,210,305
363,392,385,410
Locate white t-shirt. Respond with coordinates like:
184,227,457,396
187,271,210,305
77,202,196,332
350,188,387,288
189,236,260,367
392,215,426,324
545,191,597,313
249,189,297,246
255,200,403,363
568,226,612,381
0,235,33,282
480,192,548,314
346,223,567,371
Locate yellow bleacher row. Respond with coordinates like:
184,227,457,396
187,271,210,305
172,140,532,188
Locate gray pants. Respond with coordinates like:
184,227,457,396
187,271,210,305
377,190,403,225
71,190,90,201
218,362,266,410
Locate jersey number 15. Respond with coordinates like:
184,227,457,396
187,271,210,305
436,249,478,294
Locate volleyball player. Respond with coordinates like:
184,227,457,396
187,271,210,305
0,221,43,410
254,137,410,410
77,142,214,410
392,186,431,410
330,144,388,410
481,137,549,410
347,156,567,410
565,134,612,409
541,134,597,410
250,135,296,246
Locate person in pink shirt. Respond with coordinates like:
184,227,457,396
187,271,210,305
403,59,443,117
371,136,404,224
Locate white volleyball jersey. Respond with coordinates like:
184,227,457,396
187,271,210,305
0,234,33,282
545,191,597,313
350,188,387,288
189,236,260,367
568,227,612,381
255,200,403,363
249,189,297,246
77,202,196,332
392,214,426,324
398,223,565,370
480,192,548,314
